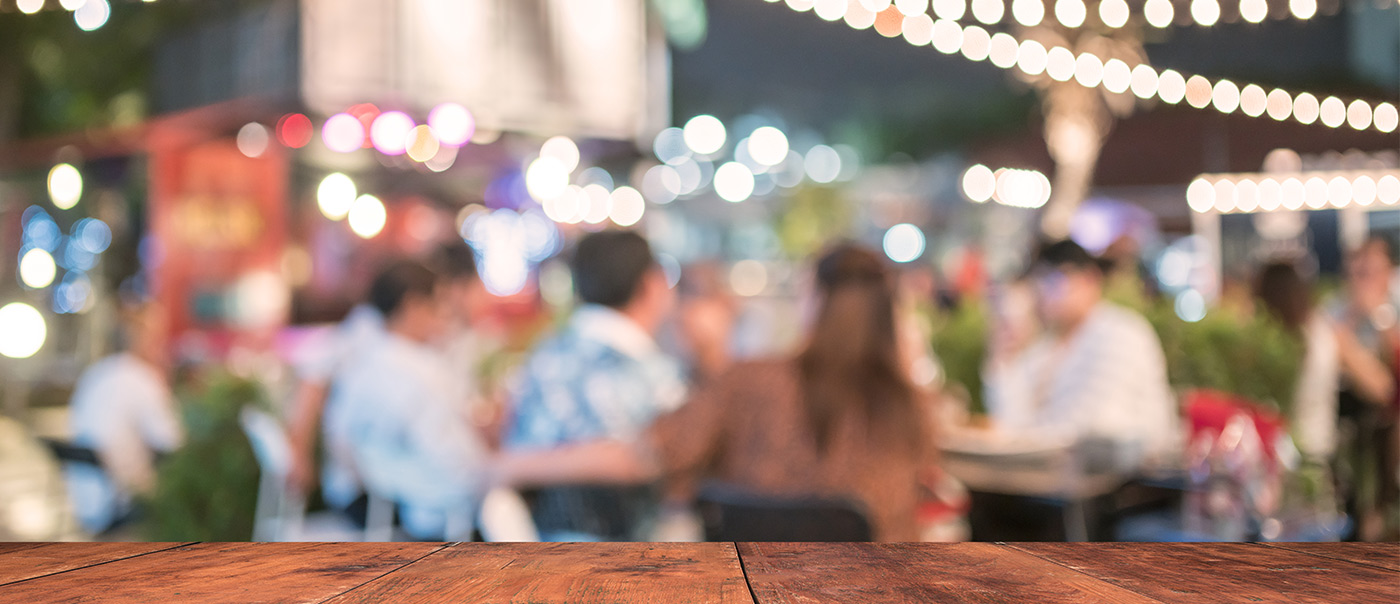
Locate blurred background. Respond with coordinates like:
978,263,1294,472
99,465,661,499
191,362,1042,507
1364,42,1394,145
0,0,1396,544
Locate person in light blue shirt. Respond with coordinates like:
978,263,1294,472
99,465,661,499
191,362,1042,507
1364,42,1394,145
505,231,685,540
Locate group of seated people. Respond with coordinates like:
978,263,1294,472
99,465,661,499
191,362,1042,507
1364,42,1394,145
59,229,1398,541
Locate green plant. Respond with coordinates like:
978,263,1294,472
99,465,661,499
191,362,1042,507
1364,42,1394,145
141,370,268,541
928,302,989,414
1145,302,1304,416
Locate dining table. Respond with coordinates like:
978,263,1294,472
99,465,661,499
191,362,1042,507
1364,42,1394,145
0,541,1396,602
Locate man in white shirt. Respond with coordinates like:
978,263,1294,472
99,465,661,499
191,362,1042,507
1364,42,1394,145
66,303,184,533
984,240,1179,469
322,260,488,539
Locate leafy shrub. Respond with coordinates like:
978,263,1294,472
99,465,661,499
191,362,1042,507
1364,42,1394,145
141,371,268,541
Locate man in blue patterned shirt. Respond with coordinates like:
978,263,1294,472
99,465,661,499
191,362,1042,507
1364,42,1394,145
505,231,685,540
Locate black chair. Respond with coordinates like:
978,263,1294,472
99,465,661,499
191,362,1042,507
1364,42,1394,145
39,438,102,467
695,482,873,542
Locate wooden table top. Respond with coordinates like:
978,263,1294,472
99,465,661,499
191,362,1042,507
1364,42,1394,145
0,541,1395,603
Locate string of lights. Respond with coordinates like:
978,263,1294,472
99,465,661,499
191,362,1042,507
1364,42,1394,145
774,0,1400,134
802,0,1342,31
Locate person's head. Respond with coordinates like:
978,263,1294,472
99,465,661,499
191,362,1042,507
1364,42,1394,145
431,243,487,321
1254,261,1312,334
571,230,674,333
1029,240,1105,333
368,260,451,342
121,302,169,368
1345,237,1396,310
798,242,918,454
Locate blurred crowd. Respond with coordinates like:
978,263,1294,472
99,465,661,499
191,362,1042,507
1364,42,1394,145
56,229,1399,542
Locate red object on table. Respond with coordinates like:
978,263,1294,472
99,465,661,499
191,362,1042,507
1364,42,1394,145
1183,388,1287,461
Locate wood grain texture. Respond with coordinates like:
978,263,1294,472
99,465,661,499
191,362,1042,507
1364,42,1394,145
0,542,188,586
1012,542,1400,604
0,542,443,603
737,542,1162,603
1260,542,1400,572
324,542,753,604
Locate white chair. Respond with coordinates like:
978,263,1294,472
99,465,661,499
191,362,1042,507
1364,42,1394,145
239,408,307,541
478,487,539,542
239,407,395,541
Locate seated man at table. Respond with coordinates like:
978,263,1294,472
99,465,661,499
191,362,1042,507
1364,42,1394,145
323,260,488,540
66,301,184,534
504,230,687,541
982,240,1179,470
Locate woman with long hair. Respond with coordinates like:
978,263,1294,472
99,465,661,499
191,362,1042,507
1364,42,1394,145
497,243,941,540
1254,261,1339,461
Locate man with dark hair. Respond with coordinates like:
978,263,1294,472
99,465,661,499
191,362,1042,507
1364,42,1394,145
504,230,684,541
322,260,488,540
983,240,1178,468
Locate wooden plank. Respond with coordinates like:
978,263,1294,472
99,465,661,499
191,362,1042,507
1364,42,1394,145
1259,542,1400,572
324,542,753,604
0,543,51,557
0,542,444,603
737,542,1164,603
1012,542,1400,604
0,542,189,586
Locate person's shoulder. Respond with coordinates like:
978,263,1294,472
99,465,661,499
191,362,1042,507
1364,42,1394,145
715,357,797,387
1096,302,1155,333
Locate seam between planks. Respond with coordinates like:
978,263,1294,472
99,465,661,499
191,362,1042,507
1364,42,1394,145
732,543,761,604
310,542,457,604
1253,542,1400,574
1000,542,1174,604
0,542,200,589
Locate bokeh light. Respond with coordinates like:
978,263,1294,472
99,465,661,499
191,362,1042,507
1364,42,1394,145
405,125,441,162
1346,100,1372,131
931,18,963,54
714,162,756,202
540,136,581,173
642,164,683,204
1239,85,1268,117
1266,89,1293,121
370,111,415,155
276,113,314,149
933,0,966,20
961,164,996,202
237,123,270,158
428,103,475,147
804,145,842,184
609,187,646,227
1211,80,1240,114
1186,179,1214,213
0,302,46,359
1318,96,1346,128
988,33,1019,69
348,194,387,239
1289,0,1317,19
970,0,1004,24
526,157,570,202
1102,59,1132,93
653,127,690,163
960,25,991,61
48,164,83,210
1144,0,1174,27
317,173,357,220
1099,0,1129,27
18,0,43,14
1190,0,1220,26
1012,0,1044,25
1292,93,1320,124
19,248,57,289
1240,0,1268,22
747,126,790,166
74,0,110,31
1373,103,1398,133
1175,289,1207,322
1054,0,1086,27
683,115,727,155
883,223,926,263
580,184,612,224
729,260,769,297
322,113,366,153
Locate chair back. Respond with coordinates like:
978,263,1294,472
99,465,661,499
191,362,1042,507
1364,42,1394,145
239,408,293,482
696,482,873,542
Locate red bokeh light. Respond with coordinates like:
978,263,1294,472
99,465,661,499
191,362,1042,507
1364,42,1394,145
276,113,314,149
348,103,381,148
